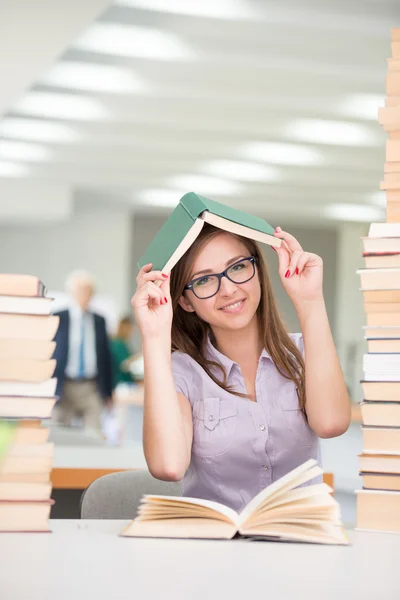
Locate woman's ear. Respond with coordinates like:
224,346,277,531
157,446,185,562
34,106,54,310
178,293,196,313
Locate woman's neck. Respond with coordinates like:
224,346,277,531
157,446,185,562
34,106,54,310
211,317,262,369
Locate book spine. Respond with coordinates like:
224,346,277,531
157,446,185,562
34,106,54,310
180,192,208,221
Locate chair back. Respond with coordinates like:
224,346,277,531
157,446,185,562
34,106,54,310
80,469,181,519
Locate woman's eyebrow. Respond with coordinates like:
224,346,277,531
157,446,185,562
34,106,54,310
191,255,245,279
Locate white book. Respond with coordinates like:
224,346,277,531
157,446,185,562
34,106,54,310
363,373,400,381
369,222,400,238
0,296,52,315
0,378,57,397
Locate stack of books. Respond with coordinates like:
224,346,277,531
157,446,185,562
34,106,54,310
356,28,400,534
0,274,59,532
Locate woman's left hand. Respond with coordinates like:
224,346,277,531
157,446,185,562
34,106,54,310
273,226,323,306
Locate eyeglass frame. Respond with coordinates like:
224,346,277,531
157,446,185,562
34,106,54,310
184,256,257,300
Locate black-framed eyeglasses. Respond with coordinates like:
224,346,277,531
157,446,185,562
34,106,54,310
184,256,256,300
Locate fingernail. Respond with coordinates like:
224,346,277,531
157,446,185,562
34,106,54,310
271,246,277,252
295,268,299,275
162,273,168,278
285,270,290,278
275,226,282,233
164,297,168,303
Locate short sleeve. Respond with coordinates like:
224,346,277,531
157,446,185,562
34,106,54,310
289,332,305,358
171,352,194,400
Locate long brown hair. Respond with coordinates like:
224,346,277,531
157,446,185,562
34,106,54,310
170,225,306,409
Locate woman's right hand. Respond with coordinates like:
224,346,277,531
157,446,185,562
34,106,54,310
131,263,173,339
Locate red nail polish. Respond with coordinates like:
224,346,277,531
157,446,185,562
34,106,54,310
164,297,168,303
295,268,299,275
271,246,277,252
285,270,290,278
162,273,168,278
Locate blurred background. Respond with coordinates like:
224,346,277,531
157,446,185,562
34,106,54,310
0,0,398,520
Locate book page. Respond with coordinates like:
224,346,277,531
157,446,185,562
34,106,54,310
201,212,280,247
237,460,321,526
239,521,349,545
164,218,205,272
140,495,239,525
121,517,237,540
244,483,335,522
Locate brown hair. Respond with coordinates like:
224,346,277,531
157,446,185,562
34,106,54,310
169,225,306,409
115,315,134,339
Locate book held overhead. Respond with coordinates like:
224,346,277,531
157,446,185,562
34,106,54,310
138,192,281,273
357,28,400,534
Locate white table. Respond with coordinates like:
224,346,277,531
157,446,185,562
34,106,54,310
0,520,399,600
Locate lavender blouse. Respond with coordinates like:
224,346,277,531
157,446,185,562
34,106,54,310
171,333,321,512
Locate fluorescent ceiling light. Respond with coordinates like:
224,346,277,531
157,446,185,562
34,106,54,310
41,62,147,94
369,191,386,207
323,203,384,222
73,23,195,61
137,188,183,207
116,0,256,20
13,92,109,120
0,118,80,142
200,160,281,182
340,94,385,121
0,162,31,177
0,140,52,162
285,119,377,146
166,175,241,196
238,142,323,166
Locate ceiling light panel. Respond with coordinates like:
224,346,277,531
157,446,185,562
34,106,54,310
339,94,385,121
13,92,109,121
369,191,386,207
116,0,256,20
323,203,384,222
137,188,184,207
73,23,195,60
0,118,80,142
41,62,147,94
200,160,281,182
238,142,324,166
166,175,241,196
285,119,378,146
0,140,52,162
0,162,31,177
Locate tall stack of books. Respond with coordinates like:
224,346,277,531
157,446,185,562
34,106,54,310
0,274,59,532
356,28,400,533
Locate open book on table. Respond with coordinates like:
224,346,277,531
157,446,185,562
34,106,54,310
121,460,349,545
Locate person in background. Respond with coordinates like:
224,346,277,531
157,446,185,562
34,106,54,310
110,316,142,388
53,270,113,432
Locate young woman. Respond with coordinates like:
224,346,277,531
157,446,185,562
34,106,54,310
131,224,350,511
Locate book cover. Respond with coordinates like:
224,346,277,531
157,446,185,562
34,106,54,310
138,192,280,272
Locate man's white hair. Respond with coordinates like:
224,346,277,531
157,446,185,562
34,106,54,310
65,269,96,294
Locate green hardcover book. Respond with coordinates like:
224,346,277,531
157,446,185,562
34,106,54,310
138,192,280,272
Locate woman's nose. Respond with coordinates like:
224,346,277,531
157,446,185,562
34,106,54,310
219,275,238,296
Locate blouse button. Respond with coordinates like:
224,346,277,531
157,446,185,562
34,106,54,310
209,415,215,421
259,425,265,431
262,465,269,471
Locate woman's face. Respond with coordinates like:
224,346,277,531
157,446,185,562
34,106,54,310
179,233,261,333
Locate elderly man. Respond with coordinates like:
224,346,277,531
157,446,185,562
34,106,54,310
53,270,113,431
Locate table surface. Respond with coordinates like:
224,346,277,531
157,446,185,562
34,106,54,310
0,520,399,600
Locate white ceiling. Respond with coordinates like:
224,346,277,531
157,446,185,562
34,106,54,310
0,0,398,223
